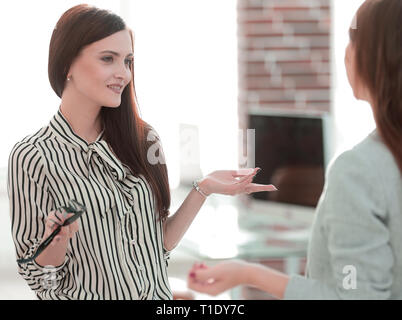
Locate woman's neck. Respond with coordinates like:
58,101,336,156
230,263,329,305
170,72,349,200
59,94,103,144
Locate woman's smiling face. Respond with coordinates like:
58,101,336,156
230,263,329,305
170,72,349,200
66,29,133,108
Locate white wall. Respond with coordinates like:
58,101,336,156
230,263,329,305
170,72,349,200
0,1,122,170
0,0,239,189
331,0,376,157
129,0,238,187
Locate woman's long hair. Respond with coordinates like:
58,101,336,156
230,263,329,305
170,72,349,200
350,0,402,174
48,4,170,221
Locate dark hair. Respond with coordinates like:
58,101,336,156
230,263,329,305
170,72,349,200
349,0,402,174
48,4,171,221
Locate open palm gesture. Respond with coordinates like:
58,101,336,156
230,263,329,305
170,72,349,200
200,167,277,196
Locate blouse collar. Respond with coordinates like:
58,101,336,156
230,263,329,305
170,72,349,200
49,106,141,217
49,106,105,153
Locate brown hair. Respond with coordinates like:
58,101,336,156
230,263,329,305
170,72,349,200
349,0,402,174
48,4,170,220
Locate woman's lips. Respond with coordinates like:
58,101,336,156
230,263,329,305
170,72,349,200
107,85,122,94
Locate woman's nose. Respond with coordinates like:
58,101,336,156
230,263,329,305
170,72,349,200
114,64,132,83
113,73,124,83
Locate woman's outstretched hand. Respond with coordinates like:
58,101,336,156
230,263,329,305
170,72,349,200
198,167,277,196
187,260,249,296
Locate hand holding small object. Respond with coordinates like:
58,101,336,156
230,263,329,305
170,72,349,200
17,200,85,264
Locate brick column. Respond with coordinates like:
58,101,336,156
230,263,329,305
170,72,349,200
237,0,331,130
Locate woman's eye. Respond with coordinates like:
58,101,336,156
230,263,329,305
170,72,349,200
101,56,113,62
101,56,132,67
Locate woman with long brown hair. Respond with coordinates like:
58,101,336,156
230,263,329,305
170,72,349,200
7,4,276,300
188,0,402,299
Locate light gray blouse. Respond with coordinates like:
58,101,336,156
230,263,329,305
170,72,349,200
284,129,402,299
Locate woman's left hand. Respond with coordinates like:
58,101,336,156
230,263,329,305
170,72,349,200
198,167,277,196
187,260,250,296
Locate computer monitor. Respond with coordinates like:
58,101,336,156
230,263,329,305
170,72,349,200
247,109,334,209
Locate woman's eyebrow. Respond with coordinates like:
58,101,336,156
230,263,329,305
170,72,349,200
99,50,133,57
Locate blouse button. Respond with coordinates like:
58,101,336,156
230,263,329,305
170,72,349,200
139,265,145,272
130,239,136,245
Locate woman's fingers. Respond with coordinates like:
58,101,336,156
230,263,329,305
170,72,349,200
236,173,255,184
227,181,277,196
188,267,214,287
231,168,254,177
188,279,220,295
62,213,79,238
246,183,278,194
55,208,69,222
69,220,80,237
45,210,79,242
46,210,63,232
187,267,228,296
192,268,215,283
225,175,253,195
53,210,64,222
47,217,60,229
232,168,260,178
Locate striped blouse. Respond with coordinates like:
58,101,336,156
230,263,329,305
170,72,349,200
7,107,173,300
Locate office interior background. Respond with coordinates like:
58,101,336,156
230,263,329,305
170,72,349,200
0,0,375,299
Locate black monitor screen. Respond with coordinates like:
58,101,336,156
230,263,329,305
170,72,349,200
249,114,325,207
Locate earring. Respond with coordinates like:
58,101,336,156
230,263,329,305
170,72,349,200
67,76,71,81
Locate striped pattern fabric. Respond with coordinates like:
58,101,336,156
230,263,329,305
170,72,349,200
7,107,173,300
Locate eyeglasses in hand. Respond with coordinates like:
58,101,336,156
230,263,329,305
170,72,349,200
17,199,86,264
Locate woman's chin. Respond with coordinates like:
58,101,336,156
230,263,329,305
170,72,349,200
103,100,122,108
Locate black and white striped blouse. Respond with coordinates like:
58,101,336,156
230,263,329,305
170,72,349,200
7,107,173,300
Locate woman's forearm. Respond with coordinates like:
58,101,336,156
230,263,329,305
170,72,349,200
163,184,207,251
245,262,290,300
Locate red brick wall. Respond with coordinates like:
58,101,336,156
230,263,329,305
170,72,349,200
237,0,331,129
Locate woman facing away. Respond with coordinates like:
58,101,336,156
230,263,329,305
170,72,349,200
7,4,277,300
188,0,402,300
